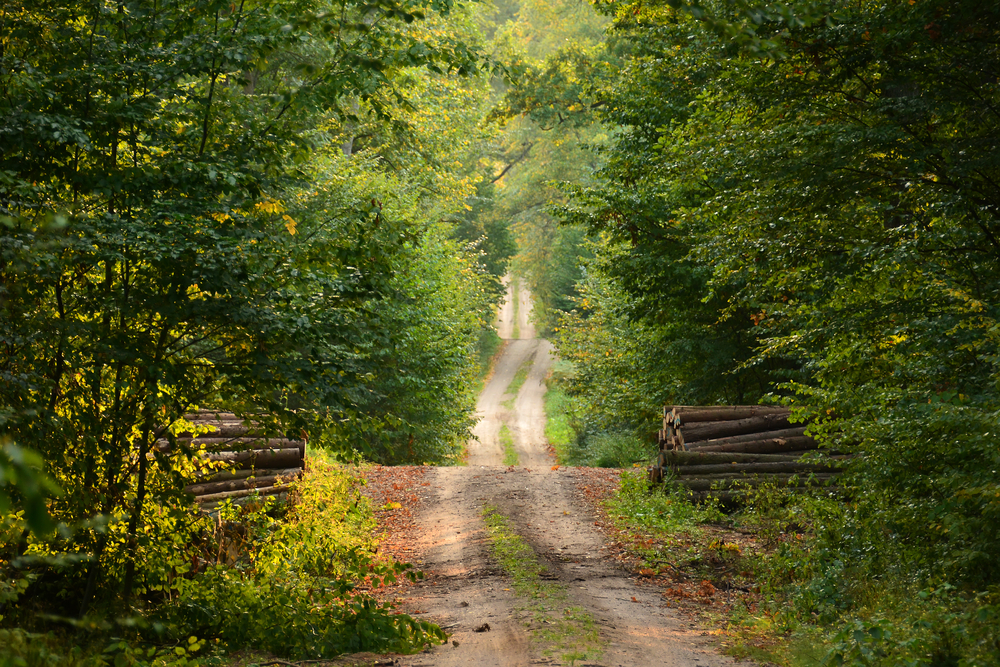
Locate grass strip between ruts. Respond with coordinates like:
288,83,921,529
499,425,519,467
501,359,531,410
480,504,603,665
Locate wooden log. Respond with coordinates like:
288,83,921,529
157,437,301,453
648,466,663,484
184,411,240,420
197,467,301,483
174,424,264,439
186,470,302,496
200,491,290,512
685,426,808,449
194,484,289,504
677,414,795,446
687,435,817,455
676,473,837,492
672,405,790,425
675,461,841,476
665,450,806,465
205,447,301,470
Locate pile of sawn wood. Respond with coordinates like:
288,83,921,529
157,411,306,512
649,405,842,501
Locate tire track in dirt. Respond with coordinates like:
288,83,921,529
390,281,752,667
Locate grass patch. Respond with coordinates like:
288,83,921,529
481,505,602,665
500,425,519,467
544,380,576,464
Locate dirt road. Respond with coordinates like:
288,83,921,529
391,281,749,667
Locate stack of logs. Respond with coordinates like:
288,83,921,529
157,411,306,512
649,405,841,501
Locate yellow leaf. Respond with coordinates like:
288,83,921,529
283,214,297,235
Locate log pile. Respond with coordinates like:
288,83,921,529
649,405,842,501
159,410,306,511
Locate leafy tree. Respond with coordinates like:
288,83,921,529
0,0,491,612
562,0,1000,592
480,0,611,334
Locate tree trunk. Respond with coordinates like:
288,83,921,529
156,436,299,452
664,450,808,465
671,405,789,425
677,414,796,446
185,469,301,496
174,423,263,438
197,466,301,483
687,435,817,454
194,484,288,504
675,473,837,492
205,447,301,469
674,461,841,476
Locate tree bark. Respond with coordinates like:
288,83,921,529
194,484,288,504
671,405,789,425
205,447,301,469
665,450,807,465
185,469,301,496
674,461,841,476
156,436,299,452
174,423,264,438
675,473,837,492
687,435,817,454
677,414,795,446
197,466,300,483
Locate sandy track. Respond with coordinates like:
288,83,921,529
393,282,749,667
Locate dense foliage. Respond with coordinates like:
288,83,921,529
544,0,1000,663
0,0,513,657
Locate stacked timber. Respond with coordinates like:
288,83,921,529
158,410,306,511
650,405,841,501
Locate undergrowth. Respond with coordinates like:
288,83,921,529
602,473,1000,667
0,460,444,665
543,368,653,468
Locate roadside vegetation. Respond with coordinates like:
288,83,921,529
602,472,1000,666
1,459,443,665
544,360,654,469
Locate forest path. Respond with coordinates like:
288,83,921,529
386,280,748,667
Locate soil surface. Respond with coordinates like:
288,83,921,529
372,280,752,667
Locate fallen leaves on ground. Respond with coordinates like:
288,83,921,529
569,466,765,632
355,464,430,601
